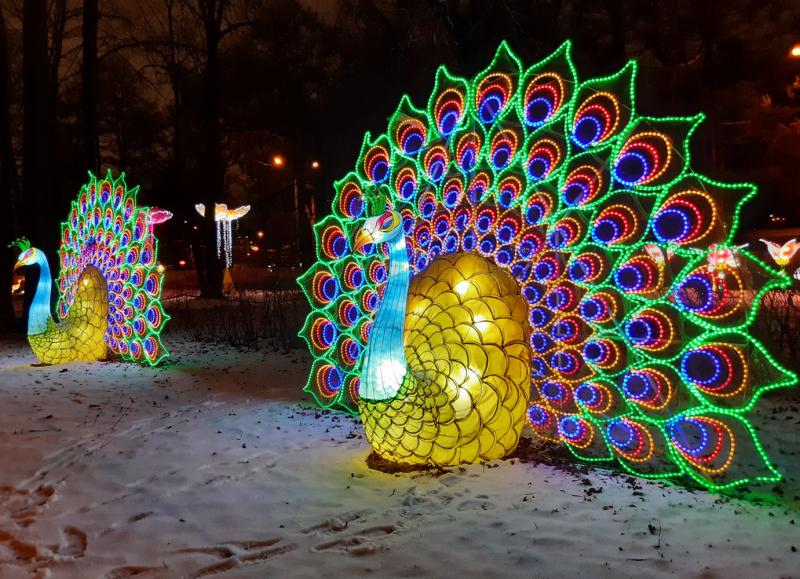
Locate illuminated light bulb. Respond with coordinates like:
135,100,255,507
378,359,407,387
312,161,320,168
274,156,283,165
455,281,471,295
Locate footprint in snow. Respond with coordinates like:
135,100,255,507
457,499,497,511
311,525,398,555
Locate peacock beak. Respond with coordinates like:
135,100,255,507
352,228,375,253
13,261,23,273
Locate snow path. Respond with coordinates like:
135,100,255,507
0,334,798,579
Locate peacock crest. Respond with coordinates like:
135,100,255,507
298,41,796,488
9,237,31,252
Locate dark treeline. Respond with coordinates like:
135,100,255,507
2,0,800,321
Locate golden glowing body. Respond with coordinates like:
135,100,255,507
28,266,109,365
359,253,531,465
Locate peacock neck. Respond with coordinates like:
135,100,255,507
29,253,54,336
360,234,409,401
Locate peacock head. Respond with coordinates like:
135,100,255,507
9,238,41,271
353,209,403,252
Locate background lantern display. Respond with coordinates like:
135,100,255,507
147,207,173,233
760,238,800,270
10,172,169,365
298,41,796,489
195,203,251,268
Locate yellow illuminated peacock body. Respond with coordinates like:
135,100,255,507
299,42,796,488
351,234,531,465
10,172,169,366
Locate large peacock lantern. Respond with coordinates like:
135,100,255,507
10,171,169,365
299,41,797,489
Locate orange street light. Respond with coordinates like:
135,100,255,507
273,156,283,166
257,231,264,237
312,161,320,169
791,44,800,57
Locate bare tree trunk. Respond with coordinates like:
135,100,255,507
199,0,226,298
158,0,198,288
201,35,224,297
692,0,720,174
166,0,184,199
83,0,99,175
603,0,626,68
23,0,57,248
22,0,58,329
0,6,17,326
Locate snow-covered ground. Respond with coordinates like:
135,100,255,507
0,331,798,579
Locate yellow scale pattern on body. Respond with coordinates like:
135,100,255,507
359,252,530,465
28,266,109,364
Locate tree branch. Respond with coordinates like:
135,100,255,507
220,19,259,38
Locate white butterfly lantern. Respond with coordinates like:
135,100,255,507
195,203,251,268
760,238,800,270
644,243,674,264
706,243,748,278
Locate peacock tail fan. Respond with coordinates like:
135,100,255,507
57,170,170,365
298,40,797,489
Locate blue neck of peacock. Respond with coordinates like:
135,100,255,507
28,252,54,336
360,234,409,401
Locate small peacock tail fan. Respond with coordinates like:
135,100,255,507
57,171,170,366
299,40,797,488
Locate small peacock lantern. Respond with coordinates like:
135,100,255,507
10,171,169,366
